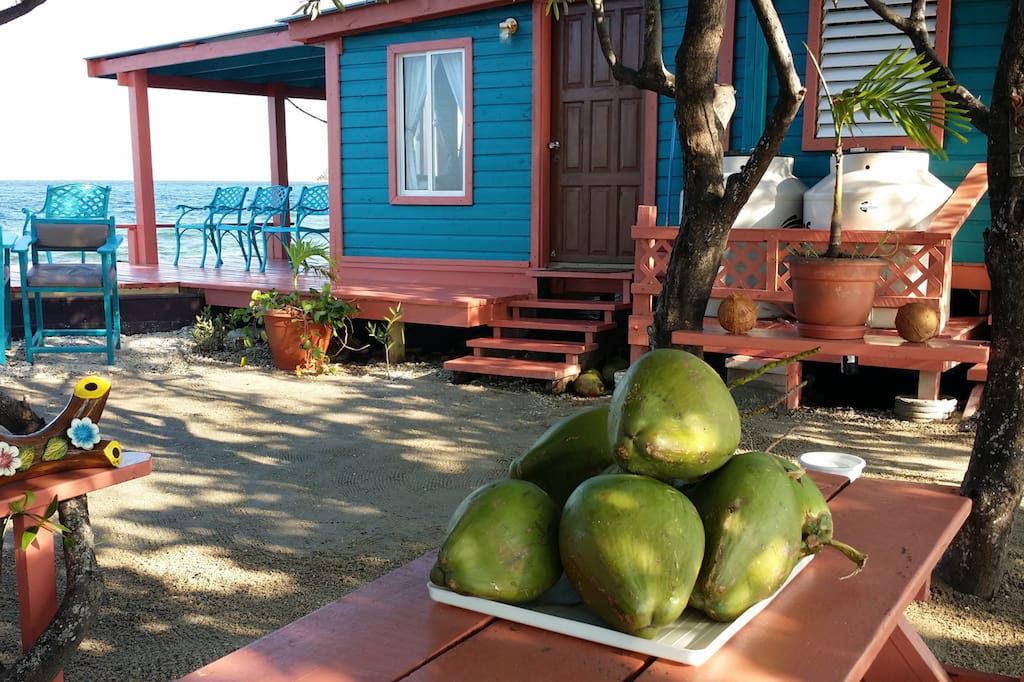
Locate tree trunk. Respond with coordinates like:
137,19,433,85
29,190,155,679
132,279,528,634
0,392,46,435
938,0,1024,594
651,0,731,349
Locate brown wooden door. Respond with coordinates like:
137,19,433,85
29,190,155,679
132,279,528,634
551,0,646,264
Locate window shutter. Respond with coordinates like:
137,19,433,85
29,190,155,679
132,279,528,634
814,0,939,139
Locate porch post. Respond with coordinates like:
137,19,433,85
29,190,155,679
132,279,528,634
122,70,159,265
267,88,289,262
325,37,344,277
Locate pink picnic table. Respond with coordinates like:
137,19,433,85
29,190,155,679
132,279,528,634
180,473,997,682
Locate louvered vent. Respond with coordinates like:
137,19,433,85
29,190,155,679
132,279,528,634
815,0,938,139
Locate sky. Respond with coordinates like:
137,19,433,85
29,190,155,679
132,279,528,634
0,0,329,181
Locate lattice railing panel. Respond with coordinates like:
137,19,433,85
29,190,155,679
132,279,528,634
633,225,954,312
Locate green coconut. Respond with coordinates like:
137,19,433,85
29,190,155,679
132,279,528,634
608,349,741,481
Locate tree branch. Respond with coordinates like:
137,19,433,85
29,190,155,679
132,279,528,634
590,0,676,98
0,0,47,27
725,0,805,204
863,0,992,135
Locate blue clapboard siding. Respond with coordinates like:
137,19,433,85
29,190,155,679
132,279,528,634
340,5,533,261
654,0,1004,263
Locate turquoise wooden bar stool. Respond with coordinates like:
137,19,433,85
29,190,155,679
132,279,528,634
14,185,123,365
216,185,291,271
1,226,11,365
173,186,248,267
259,184,329,273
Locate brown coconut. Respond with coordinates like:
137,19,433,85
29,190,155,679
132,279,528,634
718,294,757,334
895,302,939,343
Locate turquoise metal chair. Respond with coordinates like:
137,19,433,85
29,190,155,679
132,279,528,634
1,226,11,365
173,186,248,267
14,188,122,365
260,184,329,273
21,183,112,264
216,185,291,271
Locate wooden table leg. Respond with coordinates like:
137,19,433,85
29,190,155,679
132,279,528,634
14,507,64,682
863,615,949,682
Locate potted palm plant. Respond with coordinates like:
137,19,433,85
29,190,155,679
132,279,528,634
250,240,357,373
790,47,969,339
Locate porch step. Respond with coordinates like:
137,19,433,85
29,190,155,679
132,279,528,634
490,319,616,333
467,338,597,355
444,356,580,381
510,298,630,312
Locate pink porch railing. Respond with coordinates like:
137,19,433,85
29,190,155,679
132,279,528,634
628,162,989,358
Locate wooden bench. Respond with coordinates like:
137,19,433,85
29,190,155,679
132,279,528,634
182,473,989,681
671,319,989,405
629,163,991,401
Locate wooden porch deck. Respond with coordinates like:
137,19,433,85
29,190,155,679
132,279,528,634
10,261,530,327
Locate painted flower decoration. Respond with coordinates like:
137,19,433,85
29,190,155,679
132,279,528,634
67,417,101,450
0,442,22,477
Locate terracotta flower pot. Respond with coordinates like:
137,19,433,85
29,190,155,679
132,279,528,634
788,257,887,339
263,309,333,371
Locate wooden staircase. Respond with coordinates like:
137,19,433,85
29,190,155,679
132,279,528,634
443,270,631,391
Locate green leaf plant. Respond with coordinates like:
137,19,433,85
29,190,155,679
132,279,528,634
805,45,970,258
3,491,73,551
247,238,363,374
366,303,403,380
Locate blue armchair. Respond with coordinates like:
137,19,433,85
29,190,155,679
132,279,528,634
259,184,329,273
173,186,248,267
215,185,292,271
15,187,122,364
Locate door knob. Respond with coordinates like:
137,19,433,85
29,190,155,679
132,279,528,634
548,141,561,150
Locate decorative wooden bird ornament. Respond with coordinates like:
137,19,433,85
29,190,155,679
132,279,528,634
0,376,123,484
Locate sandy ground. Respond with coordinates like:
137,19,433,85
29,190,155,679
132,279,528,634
0,330,1020,680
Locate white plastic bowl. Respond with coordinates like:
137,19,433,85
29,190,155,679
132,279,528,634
797,451,866,482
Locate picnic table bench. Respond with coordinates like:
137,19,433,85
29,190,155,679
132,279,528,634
671,319,990,408
183,473,984,682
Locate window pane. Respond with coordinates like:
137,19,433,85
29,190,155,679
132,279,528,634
431,51,465,192
402,54,428,191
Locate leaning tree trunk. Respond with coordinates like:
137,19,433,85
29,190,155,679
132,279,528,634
0,391,104,679
938,0,1024,595
650,0,804,348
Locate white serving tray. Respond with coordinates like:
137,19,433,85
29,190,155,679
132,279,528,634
427,555,813,666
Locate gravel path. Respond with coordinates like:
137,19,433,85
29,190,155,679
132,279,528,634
0,331,1019,680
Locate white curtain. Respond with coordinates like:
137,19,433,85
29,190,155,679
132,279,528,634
402,55,429,191
435,51,466,191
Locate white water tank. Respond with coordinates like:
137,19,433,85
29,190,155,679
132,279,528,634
803,151,952,230
680,155,807,228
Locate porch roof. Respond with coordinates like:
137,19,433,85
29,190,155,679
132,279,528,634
85,24,327,99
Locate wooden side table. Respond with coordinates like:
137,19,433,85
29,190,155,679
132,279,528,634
2,451,152,681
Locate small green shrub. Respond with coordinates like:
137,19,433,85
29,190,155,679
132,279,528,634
192,307,228,352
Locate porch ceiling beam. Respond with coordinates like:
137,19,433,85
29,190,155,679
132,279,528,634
88,29,303,77
115,72,326,100
288,0,511,42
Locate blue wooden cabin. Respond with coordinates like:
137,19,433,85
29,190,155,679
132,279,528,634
85,0,1004,383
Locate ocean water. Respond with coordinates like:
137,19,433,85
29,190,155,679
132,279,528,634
0,180,328,265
